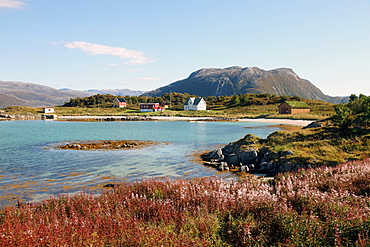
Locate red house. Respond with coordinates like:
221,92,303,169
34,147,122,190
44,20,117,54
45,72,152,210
140,103,164,112
113,98,127,108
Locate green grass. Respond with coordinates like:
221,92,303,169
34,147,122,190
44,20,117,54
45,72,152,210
3,104,334,120
259,120,370,168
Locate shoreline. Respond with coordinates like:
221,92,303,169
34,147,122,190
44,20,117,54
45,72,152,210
57,115,313,126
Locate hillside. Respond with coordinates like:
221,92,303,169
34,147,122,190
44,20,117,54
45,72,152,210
84,89,146,96
0,81,145,108
0,81,91,107
144,66,346,104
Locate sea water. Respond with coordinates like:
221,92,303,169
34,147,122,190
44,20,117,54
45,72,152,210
0,120,281,207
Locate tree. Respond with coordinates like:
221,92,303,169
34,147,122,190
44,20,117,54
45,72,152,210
231,95,240,105
332,104,354,130
279,95,289,103
241,94,249,105
332,94,370,130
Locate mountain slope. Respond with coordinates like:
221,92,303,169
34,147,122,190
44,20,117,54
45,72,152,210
0,81,90,107
84,89,146,96
143,67,344,103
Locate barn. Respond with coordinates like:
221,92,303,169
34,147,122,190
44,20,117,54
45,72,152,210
113,98,127,108
278,101,310,114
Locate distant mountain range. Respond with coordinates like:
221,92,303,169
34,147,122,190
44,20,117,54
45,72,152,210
0,81,146,108
83,89,146,97
144,66,347,104
0,67,348,107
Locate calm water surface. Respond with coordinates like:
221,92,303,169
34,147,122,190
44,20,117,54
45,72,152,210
0,120,281,207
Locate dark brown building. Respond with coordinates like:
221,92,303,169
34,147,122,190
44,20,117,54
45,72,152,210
278,101,310,114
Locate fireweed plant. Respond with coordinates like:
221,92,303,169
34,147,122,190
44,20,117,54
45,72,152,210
0,158,369,246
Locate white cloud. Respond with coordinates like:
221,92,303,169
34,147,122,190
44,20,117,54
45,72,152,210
135,77,160,81
126,68,143,72
0,0,27,9
64,41,155,65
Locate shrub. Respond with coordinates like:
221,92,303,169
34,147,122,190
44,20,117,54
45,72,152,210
1,159,370,246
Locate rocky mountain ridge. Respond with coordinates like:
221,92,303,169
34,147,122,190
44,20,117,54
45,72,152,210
144,66,346,104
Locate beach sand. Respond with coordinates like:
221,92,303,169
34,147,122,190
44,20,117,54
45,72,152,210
58,115,313,126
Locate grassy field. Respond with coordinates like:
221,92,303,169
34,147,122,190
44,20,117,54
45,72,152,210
2,100,335,120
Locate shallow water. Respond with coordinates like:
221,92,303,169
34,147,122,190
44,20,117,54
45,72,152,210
0,120,281,207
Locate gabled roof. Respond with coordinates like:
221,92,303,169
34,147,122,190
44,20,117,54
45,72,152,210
193,97,204,105
115,98,127,102
282,101,310,108
184,97,205,106
184,98,194,105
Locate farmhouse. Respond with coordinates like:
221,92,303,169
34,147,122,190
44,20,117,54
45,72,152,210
113,98,127,108
140,103,164,112
42,107,54,113
278,101,310,114
184,97,207,111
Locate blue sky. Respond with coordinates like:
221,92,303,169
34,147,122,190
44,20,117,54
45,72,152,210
1,0,369,96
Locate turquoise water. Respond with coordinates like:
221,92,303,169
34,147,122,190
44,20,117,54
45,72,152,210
0,120,280,206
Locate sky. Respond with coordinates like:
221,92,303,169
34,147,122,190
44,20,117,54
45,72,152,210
1,0,369,96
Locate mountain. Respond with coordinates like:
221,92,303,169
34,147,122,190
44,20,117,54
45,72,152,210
0,81,92,108
84,89,146,96
143,66,345,104
0,81,146,108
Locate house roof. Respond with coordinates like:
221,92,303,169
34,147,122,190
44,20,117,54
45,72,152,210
184,98,193,105
184,97,205,106
282,101,310,108
115,98,127,102
193,98,204,105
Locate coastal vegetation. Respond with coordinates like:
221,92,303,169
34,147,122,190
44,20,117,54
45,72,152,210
1,158,369,246
2,93,335,120
202,94,370,174
264,94,370,166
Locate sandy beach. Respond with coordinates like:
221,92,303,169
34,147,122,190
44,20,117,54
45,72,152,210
237,118,313,126
57,115,313,126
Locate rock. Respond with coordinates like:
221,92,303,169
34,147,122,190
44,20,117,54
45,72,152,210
237,149,258,164
217,164,225,171
248,164,256,172
260,162,267,171
303,121,323,129
266,162,274,170
103,183,115,188
239,165,249,172
217,162,228,171
227,154,239,165
222,144,235,155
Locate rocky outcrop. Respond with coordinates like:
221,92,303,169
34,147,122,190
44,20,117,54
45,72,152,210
0,114,42,120
52,140,168,151
201,134,302,176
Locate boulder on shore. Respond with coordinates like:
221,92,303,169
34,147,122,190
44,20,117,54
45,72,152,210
201,133,298,176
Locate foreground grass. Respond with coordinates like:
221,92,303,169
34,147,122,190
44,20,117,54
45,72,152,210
1,159,369,246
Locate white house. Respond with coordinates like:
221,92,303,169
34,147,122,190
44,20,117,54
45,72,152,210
42,107,54,113
184,97,207,111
